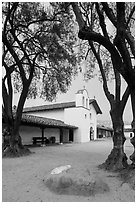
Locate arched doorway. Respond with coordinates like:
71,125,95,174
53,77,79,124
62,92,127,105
90,127,94,140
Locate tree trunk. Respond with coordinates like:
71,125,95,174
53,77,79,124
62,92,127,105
2,83,32,157
100,107,128,171
2,99,30,157
3,126,31,157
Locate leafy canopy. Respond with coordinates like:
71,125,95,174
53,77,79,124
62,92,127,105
2,2,79,102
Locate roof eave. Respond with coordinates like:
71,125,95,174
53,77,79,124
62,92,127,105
21,114,78,129
89,100,102,114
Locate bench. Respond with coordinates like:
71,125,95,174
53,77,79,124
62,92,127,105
32,136,56,145
32,137,48,145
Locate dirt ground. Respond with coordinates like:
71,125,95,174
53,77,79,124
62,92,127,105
2,137,135,202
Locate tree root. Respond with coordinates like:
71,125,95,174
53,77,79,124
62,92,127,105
118,166,135,190
98,147,128,171
2,145,32,158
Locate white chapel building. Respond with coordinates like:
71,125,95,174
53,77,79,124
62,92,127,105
20,88,102,145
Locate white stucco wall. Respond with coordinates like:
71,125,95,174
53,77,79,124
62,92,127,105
89,103,97,140
64,107,90,143
26,109,64,121
76,94,83,107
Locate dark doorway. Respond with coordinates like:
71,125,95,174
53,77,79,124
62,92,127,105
90,127,94,140
60,128,63,143
69,129,73,142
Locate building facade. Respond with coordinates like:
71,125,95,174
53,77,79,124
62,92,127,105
21,89,102,145
97,125,113,138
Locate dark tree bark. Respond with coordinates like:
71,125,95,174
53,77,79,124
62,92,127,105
100,103,128,170
89,41,129,170
2,64,33,157
115,3,135,166
2,5,34,156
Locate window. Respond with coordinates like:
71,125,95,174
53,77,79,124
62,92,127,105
85,114,87,119
90,113,92,119
86,98,88,108
82,96,85,107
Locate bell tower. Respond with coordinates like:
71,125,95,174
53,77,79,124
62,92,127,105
75,88,89,109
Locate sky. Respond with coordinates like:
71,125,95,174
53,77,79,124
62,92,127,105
14,71,133,124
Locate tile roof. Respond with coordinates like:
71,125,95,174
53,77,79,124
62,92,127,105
23,99,102,114
90,100,102,114
23,101,75,112
21,114,78,129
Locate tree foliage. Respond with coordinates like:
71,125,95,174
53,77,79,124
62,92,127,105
3,2,78,102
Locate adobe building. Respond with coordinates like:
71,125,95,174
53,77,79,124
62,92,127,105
20,89,102,145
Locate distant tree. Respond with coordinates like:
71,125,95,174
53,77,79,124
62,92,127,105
69,2,135,169
2,2,77,157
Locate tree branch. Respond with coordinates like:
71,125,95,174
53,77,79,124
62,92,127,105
114,31,134,89
114,69,121,102
71,2,85,29
9,2,19,28
89,41,113,103
126,5,135,28
3,62,13,105
125,30,135,58
2,78,13,120
10,29,33,71
3,3,18,33
2,78,8,106
117,2,125,28
101,2,117,27
121,86,130,114
95,3,109,40
78,29,124,77
2,62,15,83
103,2,135,57
3,34,27,84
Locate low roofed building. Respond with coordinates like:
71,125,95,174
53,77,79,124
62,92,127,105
5,88,102,145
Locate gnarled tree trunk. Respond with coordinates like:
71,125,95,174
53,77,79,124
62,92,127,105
2,84,32,157
3,124,31,157
100,104,128,171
